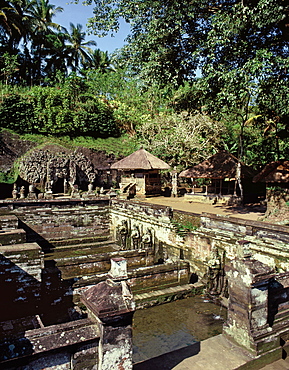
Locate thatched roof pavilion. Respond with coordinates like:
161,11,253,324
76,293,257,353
178,151,257,202
253,160,289,184
111,148,170,171
111,148,170,197
179,150,255,179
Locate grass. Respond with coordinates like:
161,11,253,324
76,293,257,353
20,132,139,157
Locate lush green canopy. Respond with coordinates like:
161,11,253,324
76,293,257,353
1,0,288,168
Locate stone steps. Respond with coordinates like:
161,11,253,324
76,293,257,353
72,261,192,307
52,248,155,280
134,282,204,309
0,228,26,245
49,235,112,248
44,242,120,260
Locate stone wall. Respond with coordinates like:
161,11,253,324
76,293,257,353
0,319,100,370
1,199,110,244
110,200,289,285
0,242,43,322
201,212,289,243
110,199,182,263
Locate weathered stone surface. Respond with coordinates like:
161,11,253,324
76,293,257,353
0,228,26,245
82,280,135,322
81,268,135,370
1,199,110,243
0,318,100,369
0,215,18,230
201,212,289,243
223,256,278,355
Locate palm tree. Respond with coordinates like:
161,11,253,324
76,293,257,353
0,0,24,49
83,49,115,73
24,0,64,83
64,23,96,73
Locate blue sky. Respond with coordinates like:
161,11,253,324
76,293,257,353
53,1,130,53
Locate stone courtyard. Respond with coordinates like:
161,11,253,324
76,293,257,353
0,195,289,369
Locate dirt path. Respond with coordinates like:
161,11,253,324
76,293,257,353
141,196,266,221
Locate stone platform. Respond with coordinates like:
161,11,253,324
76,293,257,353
134,334,289,370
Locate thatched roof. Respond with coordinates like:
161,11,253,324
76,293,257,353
110,148,170,170
179,150,255,179
253,160,289,183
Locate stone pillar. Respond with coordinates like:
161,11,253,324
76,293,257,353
81,258,135,370
223,243,274,355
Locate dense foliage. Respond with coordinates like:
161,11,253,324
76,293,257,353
1,0,288,169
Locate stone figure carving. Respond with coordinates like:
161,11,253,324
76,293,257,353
19,186,25,199
207,246,222,295
71,184,80,198
131,225,140,249
142,229,153,249
28,183,37,199
45,180,53,194
88,183,94,193
171,168,178,198
118,220,128,249
12,184,18,199
63,178,68,194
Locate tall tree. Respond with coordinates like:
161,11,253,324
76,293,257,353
198,0,289,164
84,0,210,88
82,48,114,73
25,0,64,83
64,22,96,72
0,0,24,50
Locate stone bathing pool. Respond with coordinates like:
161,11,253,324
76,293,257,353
133,295,226,364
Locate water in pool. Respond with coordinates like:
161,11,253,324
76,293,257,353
133,295,226,363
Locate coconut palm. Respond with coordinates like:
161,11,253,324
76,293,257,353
64,22,96,73
0,0,24,49
83,49,115,73
24,0,63,83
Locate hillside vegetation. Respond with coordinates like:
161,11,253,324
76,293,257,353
0,0,288,183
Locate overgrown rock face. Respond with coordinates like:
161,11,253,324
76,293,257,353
19,145,96,188
1,131,118,189
0,130,36,173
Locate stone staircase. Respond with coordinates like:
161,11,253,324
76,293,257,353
0,215,200,312
44,236,197,307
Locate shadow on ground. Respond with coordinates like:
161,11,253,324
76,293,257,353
214,203,266,216
133,342,200,370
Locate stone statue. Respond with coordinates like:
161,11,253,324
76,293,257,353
207,246,222,295
131,225,140,250
71,184,80,198
142,229,153,249
12,184,18,199
28,183,37,199
171,167,178,197
63,178,68,194
45,180,52,194
88,183,94,193
19,186,25,199
118,220,128,249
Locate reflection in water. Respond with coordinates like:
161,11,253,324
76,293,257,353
133,295,226,363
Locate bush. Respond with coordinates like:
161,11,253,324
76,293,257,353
0,87,120,138
0,95,35,134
